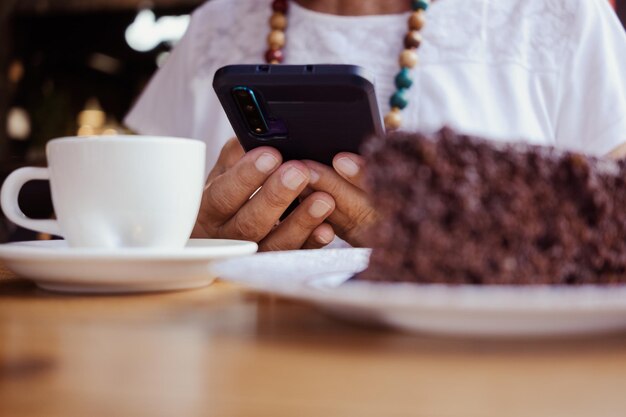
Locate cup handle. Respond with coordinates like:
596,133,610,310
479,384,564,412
1,167,62,237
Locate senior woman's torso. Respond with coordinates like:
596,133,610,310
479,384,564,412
125,0,626,172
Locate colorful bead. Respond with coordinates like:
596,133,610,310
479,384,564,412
384,108,403,130
269,12,288,30
395,68,413,89
390,89,409,110
411,0,430,11
408,10,426,30
399,49,419,68
267,30,286,49
404,31,422,49
272,0,288,13
265,48,284,63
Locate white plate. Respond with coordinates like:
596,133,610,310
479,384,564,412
0,239,257,294
214,248,626,338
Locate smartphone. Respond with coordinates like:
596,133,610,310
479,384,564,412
212,64,384,166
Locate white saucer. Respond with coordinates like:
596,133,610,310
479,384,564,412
0,239,258,294
214,248,626,338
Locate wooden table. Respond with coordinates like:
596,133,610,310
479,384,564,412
1,262,625,417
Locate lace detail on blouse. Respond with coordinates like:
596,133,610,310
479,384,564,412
188,0,581,120
421,0,578,71
192,0,579,76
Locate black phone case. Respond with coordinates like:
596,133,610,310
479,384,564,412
213,64,384,166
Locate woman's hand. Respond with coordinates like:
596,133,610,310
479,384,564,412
303,153,378,247
192,138,336,251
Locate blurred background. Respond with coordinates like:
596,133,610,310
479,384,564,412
0,0,204,242
0,0,625,243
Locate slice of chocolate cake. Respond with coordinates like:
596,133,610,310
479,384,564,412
357,128,626,285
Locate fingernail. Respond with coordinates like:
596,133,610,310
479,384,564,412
309,169,320,184
308,199,332,218
282,167,307,190
316,232,332,245
335,157,360,177
255,153,279,173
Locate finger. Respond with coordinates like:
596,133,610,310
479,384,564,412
303,160,377,245
332,152,367,190
258,192,335,251
199,146,282,227
302,223,336,250
220,161,312,243
206,138,245,184
219,138,246,170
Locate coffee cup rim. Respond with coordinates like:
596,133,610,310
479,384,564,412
47,135,205,147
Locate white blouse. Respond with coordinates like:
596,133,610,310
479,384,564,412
125,0,626,173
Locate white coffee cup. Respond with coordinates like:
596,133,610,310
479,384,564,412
1,135,206,249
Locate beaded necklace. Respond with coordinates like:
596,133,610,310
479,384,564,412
265,0,431,130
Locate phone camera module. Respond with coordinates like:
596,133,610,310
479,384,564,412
232,87,269,135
